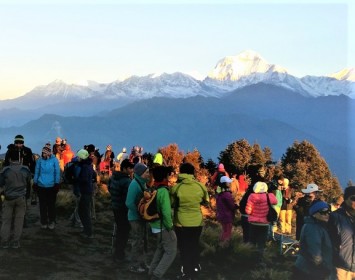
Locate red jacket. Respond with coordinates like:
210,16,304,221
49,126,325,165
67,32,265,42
246,192,277,224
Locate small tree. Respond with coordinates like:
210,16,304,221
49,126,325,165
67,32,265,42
219,139,252,174
281,140,342,200
160,143,184,171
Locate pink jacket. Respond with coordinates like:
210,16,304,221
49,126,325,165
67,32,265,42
246,192,277,224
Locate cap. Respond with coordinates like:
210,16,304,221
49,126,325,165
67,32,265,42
220,176,233,184
302,183,322,194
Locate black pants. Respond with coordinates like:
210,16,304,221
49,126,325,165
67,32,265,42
175,226,202,277
241,215,250,243
37,187,57,225
78,193,92,236
249,223,269,253
113,207,130,259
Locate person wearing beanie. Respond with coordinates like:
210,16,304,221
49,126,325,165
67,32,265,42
216,176,238,247
329,186,355,279
125,162,151,273
210,163,229,194
108,159,134,262
100,144,115,174
245,181,277,258
170,162,210,279
4,134,35,174
74,148,97,239
33,144,61,230
294,200,332,279
0,159,32,249
116,147,129,165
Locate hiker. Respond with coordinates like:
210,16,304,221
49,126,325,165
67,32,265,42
62,143,75,166
330,195,344,212
116,147,129,165
245,181,277,258
84,144,100,220
148,165,177,280
0,160,32,249
170,162,209,279
33,145,61,230
152,149,165,166
74,149,97,239
52,137,64,171
293,183,323,240
293,200,332,280
279,178,295,235
329,186,355,279
125,162,151,273
100,145,115,175
238,164,266,243
108,159,134,262
4,134,36,175
216,176,238,247
4,134,36,226
210,163,229,194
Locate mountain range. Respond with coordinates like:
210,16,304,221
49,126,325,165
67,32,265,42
0,50,354,187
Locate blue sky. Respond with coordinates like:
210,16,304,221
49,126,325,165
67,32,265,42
0,0,353,99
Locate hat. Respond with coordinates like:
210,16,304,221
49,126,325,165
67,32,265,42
14,134,24,144
344,186,355,200
220,176,233,184
122,147,127,153
120,159,134,170
106,145,112,151
42,146,52,156
55,137,62,144
302,183,323,194
253,181,268,193
134,163,148,176
309,200,329,216
153,152,163,165
77,149,89,160
86,144,96,153
218,163,225,172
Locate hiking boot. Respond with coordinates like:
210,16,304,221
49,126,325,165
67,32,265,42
48,222,55,230
2,242,10,249
129,265,146,274
11,241,20,249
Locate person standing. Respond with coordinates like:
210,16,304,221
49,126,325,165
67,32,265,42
245,181,277,257
293,200,332,280
0,160,32,248
148,165,177,280
279,178,295,235
293,183,323,240
216,176,238,247
33,145,60,230
108,159,134,262
125,162,151,273
329,186,355,279
74,149,97,239
62,144,75,166
170,162,210,279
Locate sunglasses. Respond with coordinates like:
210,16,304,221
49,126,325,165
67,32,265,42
349,196,355,202
318,210,331,216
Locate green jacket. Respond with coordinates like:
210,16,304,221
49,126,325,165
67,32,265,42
170,173,209,227
149,186,173,231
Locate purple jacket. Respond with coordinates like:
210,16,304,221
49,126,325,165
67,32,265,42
216,191,236,223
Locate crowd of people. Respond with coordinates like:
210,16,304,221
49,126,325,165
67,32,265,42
0,134,354,280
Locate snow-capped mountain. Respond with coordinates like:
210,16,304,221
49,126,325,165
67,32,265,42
0,50,354,114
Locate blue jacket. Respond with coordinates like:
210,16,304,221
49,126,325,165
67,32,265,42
74,158,95,195
329,207,355,272
34,155,60,188
125,174,149,221
295,216,332,276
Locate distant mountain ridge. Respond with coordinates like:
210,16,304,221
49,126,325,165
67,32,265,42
0,83,353,187
0,50,354,125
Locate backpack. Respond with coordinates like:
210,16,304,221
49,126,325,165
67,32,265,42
137,186,168,222
62,162,77,184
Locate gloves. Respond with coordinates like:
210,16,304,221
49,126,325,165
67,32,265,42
54,183,60,193
32,184,39,193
